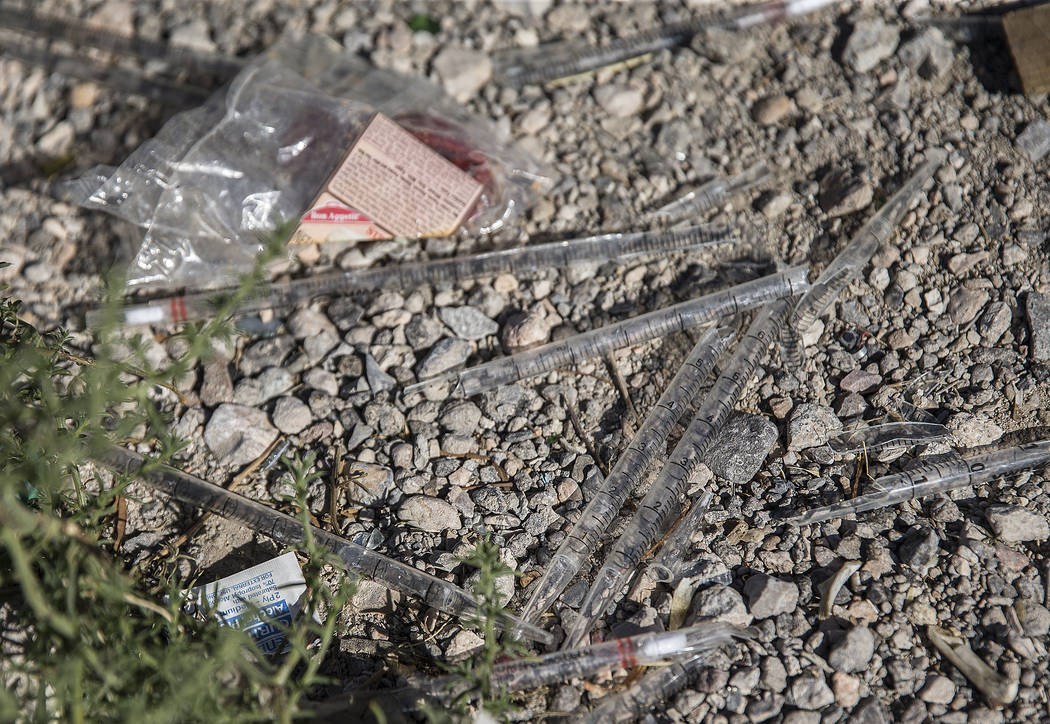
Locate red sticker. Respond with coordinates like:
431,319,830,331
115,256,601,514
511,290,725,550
302,203,372,225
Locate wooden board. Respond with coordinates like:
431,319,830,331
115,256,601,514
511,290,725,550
1004,4,1050,96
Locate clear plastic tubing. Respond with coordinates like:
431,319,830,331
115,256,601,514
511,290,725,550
576,652,709,724
647,490,715,584
514,325,736,633
789,438,1050,527
425,622,745,695
564,296,794,649
780,148,947,367
496,0,837,86
95,444,553,644
646,163,771,225
89,223,736,328
827,421,949,455
408,266,810,397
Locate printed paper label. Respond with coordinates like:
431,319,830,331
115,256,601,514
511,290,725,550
181,552,307,655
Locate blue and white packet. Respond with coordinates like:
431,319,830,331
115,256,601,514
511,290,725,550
182,552,307,655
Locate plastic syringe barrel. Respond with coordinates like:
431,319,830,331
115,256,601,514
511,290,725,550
420,267,809,397
564,296,793,648
95,444,554,644
646,163,770,225
782,149,947,366
89,223,736,328
515,325,735,630
424,622,742,697
647,490,714,584
576,653,708,723
790,438,1050,527
498,0,836,86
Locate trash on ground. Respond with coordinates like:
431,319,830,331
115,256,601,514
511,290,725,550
71,32,553,291
181,552,306,654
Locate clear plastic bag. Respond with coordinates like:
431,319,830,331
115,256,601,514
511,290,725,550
74,33,555,291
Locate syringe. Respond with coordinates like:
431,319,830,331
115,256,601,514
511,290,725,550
645,163,771,226
423,621,748,698
564,297,793,649
576,652,709,724
827,421,949,455
647,490,714,584
88,223,737,328
95,444,553,644
514,325,736,632
780,149,947,368
788,439,1050,527
494,0,837,87
407,267,810,397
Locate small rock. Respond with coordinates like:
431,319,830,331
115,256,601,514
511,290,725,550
787,403,842,450
363,402,406,437
752,94,794,125
594,84,644,118
70,83,99,109
37,121,74,156
986,504,1049,542
170,19,216,53
303,368,338,396
287,308,336,340
502,310,550,352
200,357,233,407
432,47,492,103
898,28,953,79
345,462,394,505
204,403,278,467
818,168,873,217
977,301,1012,343
947,412,1002,447
1017,120,1050,164
831,671,861,708
693,585,753,627
364,353,397,392
1026,292,1050,361
842,19,900,73
918,675,956,705
744,574,799,619
438,306,499,340
416,338,472,378
839,369,882,393
758,190,793,218
898,527,940,572
440,400,482,436
828,626,875,673
446,630,484,659
272,397,311,434
947,251,988,276
1014,599,1050,637
398,495,462,532
547,4,588,32
704,413,778,484
789,673,835,710
257,367,295,403
851,698,890,724
947,287,989,325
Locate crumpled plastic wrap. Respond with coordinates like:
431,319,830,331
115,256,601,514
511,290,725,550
73,33,554,291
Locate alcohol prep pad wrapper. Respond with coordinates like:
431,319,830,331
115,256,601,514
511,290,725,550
182,552,306,655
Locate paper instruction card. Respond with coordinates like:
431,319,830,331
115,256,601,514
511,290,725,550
291,112,484,245
182,552,307,655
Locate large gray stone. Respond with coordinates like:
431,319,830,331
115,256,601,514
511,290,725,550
204,403,278,467
1027,292,1050,361
704,413,778,484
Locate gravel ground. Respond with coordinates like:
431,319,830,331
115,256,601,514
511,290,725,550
4,0,1050,721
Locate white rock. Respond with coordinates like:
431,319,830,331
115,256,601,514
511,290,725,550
432,47,492,103
593,85,644,118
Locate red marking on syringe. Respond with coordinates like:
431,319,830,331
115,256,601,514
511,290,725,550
616,637,638,668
